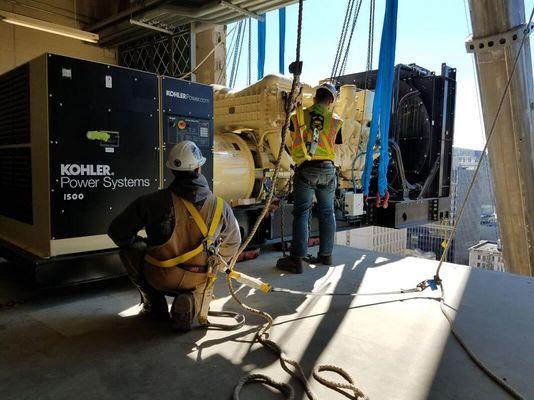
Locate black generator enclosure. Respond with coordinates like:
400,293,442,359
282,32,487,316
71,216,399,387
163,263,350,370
0,54,160,283
334,63,456,228
160,76,214,187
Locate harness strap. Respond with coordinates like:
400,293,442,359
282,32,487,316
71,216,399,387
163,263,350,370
145,196,224,268
207,197,224,242
295,104,312,162
182,199,209,236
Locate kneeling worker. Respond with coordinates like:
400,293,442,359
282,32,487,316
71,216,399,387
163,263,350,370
277,82,343,274
108,141,241,330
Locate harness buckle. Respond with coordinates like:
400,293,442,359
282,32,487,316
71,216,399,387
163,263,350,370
203,236,221,256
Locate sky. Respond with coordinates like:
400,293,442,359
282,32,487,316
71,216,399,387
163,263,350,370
227,0,534,151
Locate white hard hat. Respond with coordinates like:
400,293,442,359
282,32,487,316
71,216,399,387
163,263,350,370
315,82,338,101
166,140,206,171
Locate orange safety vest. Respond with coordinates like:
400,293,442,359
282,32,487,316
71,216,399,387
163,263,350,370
290,103,343,166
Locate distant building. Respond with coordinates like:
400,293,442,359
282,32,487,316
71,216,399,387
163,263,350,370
407,147,500,266
335,226,407,256
452,165,482,264
468,241,505,272
451,150,500,264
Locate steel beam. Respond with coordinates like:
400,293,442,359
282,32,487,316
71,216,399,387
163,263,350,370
219,1,265,21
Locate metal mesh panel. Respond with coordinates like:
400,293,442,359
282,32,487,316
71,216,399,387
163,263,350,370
119,26,191,77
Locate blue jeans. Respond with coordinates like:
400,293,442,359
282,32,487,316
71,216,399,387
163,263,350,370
291,166,337,258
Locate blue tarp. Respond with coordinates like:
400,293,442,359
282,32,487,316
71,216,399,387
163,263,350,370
361,0,398,197
258,14,267,79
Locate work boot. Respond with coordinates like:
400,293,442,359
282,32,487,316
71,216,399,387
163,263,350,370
306,254,333,265
320,254,333,265
276,256,306,274
138,293,169,321
171,293,195,331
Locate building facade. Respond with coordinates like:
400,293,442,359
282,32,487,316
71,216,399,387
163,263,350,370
468,241,505,272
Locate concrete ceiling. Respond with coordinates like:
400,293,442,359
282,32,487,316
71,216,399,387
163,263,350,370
89,0,299,47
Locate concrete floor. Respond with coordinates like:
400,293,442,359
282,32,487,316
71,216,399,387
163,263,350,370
1,245,533,400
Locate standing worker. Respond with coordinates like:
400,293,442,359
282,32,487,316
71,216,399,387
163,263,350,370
277,82,343,274
108,141,241,330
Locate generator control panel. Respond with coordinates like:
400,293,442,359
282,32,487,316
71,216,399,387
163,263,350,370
160,77,214,187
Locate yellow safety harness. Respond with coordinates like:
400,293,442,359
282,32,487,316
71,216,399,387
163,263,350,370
294,103,312,162
144,196,224,268
145,196,247,329
293,103,338,165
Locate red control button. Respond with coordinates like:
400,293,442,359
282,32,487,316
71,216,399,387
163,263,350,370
178,120,187,130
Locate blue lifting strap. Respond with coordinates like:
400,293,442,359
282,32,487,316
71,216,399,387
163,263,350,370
258,13,267,80
361,0,398,197
279,8,286,74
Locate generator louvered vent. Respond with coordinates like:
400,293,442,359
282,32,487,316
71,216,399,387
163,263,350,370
0,63,33,224
0,64,30,145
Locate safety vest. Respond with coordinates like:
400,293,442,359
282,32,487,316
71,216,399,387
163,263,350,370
145,195,224,268
290,103,343,166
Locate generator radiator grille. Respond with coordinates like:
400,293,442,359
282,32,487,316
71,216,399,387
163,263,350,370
0,63,33,224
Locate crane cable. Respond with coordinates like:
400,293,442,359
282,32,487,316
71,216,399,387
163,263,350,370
331,0,357,80
339,0,364,76
428,6,534,400
226,1,367,399
229,20,246,87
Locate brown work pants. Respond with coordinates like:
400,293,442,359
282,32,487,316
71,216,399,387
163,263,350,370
119,242,209,318
144,264,209,318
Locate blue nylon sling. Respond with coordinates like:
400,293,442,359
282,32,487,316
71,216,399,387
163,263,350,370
361,0,398,197
258,14,267,79
279,8,286,74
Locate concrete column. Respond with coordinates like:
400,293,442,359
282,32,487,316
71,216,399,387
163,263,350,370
192,24,226,85
468,0,534,275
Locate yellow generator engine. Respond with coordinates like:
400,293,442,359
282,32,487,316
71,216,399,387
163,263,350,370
212,75,374,205
212,64,456,243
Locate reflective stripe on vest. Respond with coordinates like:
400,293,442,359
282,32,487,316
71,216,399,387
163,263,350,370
293,104,312,163
291,106,342,166
145,196,224,268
